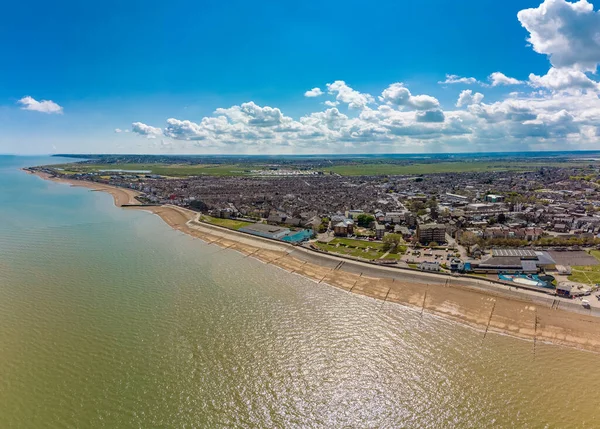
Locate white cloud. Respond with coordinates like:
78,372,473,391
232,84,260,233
518,0,600,71
438,74,479,85
304,87,323,97
489,72,524,86
456,90,484,107
131,122,163,139
326,80,374,109
529,67,600,90
415,109,445,123
17,96,63,114
121,64,600,153
379,83,440,110
324,100,339,107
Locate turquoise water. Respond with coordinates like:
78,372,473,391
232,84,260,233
2,156,600,428
282,229,313,243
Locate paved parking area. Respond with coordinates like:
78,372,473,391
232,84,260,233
402,248,457,265
547,250,599,266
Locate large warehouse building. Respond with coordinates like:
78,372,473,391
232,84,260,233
239,223,291,240
472,249,556,274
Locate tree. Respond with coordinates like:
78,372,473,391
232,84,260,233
498,213,506,224
429,241,439,248
383,233,403,252
409,200,425,213
459,231,478,254
356,214,375,227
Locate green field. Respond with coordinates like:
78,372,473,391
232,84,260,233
314,242,383,259
568,250,600,285
49,159,598,178
321,161,590,176
51,163,254,177
314,238,405,260
200,215,253,230
330,237,385,250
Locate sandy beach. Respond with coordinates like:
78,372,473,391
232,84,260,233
29,170,600,353
27,170,141,206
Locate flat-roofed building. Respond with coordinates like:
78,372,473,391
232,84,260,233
375,222,386,239
485,194,505,203
419,261,440,272
383,212,405,223
345,209,364,220
239,223,291,240
416,223,446,244
473,249,556,274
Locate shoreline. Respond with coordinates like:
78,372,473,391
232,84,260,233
26,170,141,206
27,169,600,353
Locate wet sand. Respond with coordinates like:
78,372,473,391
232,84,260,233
30,171,600,353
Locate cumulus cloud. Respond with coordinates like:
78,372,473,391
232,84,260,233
121,0,600,157
123,82,600,152
18,96,63,114
438,74,479,85
304,87,323,97
379,83,440,110
518,0,600,71
489,72,524,86
326,80,374,109
131,122,163,138
529,67,600,90
416,109,446,123
456,90,485,107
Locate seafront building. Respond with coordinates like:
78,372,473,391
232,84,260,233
239,223,291,240
416,224,446,244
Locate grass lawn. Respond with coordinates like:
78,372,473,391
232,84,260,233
382,252,402,260
568,267,600,285
330,237,385,250
589,250,600,261
315,241,386,260
568,250,600,285
201,215,253,230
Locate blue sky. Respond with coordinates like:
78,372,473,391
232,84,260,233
1,0,599,154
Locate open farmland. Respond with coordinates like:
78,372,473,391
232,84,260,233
322,161,591,176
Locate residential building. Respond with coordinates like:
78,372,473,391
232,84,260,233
333,219,354,236
375,222,386,239
419,261,440,272
416,223,446,244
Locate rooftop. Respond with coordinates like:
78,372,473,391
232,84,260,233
240,223,290,235
492,249,537,258
419,223,445,230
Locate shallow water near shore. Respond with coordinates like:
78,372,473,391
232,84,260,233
1,156,600,428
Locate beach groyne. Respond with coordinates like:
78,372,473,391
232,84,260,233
28,170,600,353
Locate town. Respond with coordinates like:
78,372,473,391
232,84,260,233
31,153,600,304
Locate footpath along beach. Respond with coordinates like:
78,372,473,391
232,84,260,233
27,169,600,353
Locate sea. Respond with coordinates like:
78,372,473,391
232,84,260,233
1,155,600,428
